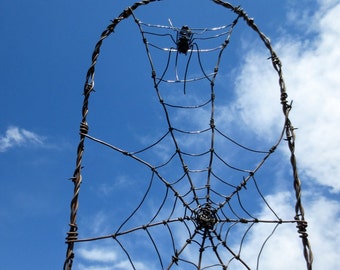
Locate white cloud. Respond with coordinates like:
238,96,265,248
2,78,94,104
233,190,340,270
78,247,117,263
77,264,114,270
77,245,151,270
305,194,340,269
229,1,340,269
114,260,149,270
233,0,340,192
0,126,44,152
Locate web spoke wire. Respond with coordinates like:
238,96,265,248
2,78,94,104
64,1,313,270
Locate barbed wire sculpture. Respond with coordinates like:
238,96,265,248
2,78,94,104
64,1,313,269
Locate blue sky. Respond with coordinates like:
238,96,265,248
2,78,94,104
1,0,339,269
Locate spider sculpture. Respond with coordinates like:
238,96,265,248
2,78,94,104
176,25,193,54
137,18,232,94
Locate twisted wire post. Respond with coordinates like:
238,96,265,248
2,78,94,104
63,1,160,269
285,113,314,270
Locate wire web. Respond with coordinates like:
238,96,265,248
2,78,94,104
64,1,313,270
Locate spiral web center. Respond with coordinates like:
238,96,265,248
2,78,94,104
193,204,218,231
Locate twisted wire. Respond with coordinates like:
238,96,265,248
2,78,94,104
63,1,160,269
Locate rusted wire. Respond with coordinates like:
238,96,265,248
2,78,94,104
63,1,160,270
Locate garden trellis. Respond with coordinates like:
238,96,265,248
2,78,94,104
64,1,313,269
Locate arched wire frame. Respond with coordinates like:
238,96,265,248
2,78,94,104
64,0,313,269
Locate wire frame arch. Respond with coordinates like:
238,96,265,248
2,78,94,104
64,1,313,269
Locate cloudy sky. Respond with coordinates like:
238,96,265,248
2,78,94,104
1,0,339,269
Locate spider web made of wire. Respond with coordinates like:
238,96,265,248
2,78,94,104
64,1,313,270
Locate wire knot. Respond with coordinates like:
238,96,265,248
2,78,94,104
296,220,309,238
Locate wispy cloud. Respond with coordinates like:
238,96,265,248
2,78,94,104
78,247,117,263
0,126,45,152
234,190,340,270
77,264,114,270
233,1,340,192
230,1,340,269
77,245,150,270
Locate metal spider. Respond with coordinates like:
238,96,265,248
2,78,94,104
153,19,223,94
176,25,193,54
167,22,198,93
